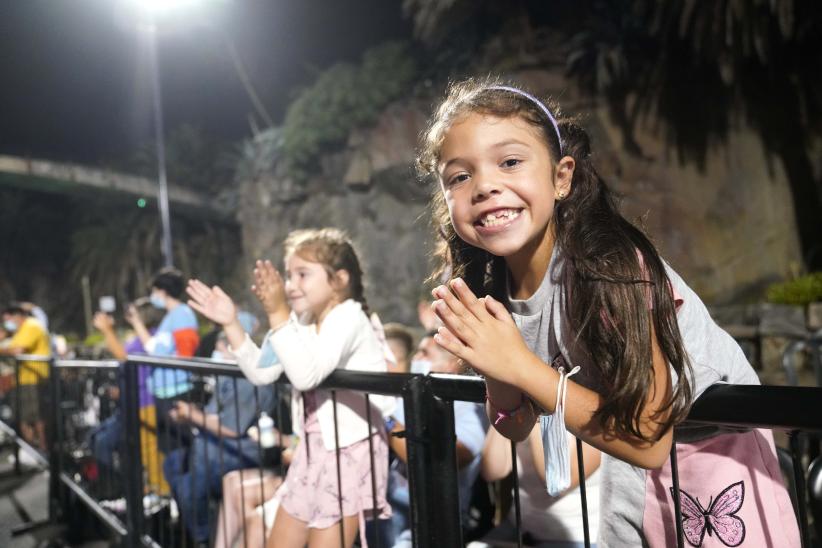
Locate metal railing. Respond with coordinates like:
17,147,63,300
1,354,821,547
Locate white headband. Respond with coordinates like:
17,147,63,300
486,85,563,154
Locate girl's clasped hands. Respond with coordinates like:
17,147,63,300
431,277,532,388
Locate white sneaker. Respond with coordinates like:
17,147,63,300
100,497,127,513
143,493,169,516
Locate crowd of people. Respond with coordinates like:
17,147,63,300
1,77,802,547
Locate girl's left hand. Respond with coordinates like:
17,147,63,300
431,278,532,388
251,260,289,317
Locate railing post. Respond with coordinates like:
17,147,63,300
789,431,810,548
403,375,462,548
46,358,63,522
121,360,145,547
13,357,20,474
669,442,685,548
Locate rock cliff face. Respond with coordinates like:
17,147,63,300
236,69,801,325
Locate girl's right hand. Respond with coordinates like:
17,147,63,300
92,311,114,332
251,260,288,316
186,279,238,327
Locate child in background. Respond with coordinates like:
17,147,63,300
476,426,601,547
382,323,415,374
420,79,799,546
187,228,392,548
91,299,169,496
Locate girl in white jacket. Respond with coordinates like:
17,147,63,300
187,228,392,548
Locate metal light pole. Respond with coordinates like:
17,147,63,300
131,0,268,268
145,23,174,268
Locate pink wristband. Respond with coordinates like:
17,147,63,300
487,391,529,426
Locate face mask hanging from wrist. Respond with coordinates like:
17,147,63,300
257,332,280,368
540,363,580,496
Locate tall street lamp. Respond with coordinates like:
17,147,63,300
129,0,272,269
131,0,203,268
144,22,174,268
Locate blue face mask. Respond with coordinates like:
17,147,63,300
3,320,17,333
257,334,280,369
150,293,166,310
541,363,581,497
410,359,432,375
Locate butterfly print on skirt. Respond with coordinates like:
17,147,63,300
669,480,746,547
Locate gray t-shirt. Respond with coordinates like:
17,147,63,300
507,248,759,547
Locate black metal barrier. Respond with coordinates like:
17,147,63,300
1,354,821,547
0,354,53,538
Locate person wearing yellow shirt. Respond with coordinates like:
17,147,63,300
1,303,51,450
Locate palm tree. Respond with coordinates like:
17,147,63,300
565,0,822,266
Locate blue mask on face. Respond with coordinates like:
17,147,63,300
150,294,166,310
3,320,17,333
410,359,432,375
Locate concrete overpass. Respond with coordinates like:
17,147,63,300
0,155,234,221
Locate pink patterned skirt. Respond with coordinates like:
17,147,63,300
277,391,391,529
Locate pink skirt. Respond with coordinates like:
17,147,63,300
643,429,800,547
277,426,391,529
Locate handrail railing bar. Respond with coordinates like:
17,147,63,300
126,356,243,377
58,472,129,537
126,361,822,431
14,354,51,362
53,359,120,370
140,534,162,548
0,419,49,467
685,385,822,431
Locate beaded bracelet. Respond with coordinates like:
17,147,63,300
486,391,531,426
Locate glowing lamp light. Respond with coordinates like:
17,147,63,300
130,0,203,14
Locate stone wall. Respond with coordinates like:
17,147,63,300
234,68,802,325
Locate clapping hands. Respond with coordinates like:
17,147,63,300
251,260,289,318
186,279,238,327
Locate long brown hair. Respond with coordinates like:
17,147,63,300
284,228,370,314
419,78,693,441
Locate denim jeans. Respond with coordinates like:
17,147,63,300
163,435,253,542
91,413,122,469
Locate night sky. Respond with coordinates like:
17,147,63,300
0,0,412,166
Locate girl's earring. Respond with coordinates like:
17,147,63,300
556,191,566,200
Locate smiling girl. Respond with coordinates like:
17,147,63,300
187,228,392,548
419,79,799,547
